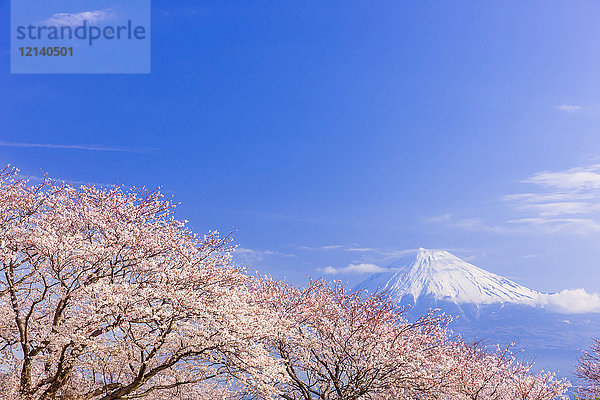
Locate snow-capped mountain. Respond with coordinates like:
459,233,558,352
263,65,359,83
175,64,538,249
355,248,541,305
354,248,600,383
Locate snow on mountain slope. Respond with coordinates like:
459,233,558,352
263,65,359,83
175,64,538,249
355,248,541,305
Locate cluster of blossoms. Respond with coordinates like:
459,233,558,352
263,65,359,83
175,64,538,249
252,278,570,400
0,167,575,399
576,338,600,399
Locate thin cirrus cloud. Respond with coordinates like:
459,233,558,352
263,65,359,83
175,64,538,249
555,104,583,113
514,201,600,217
506,164,600,233
43,9,114,26
523,167,600,191
300,244,417,261
0,141,154,154
424,215,510,234
234,247,295,263
299,244,373,252
428,163,600,235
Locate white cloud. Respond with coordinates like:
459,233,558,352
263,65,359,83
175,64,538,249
303,244,379,253
424,214,452,223
345,247,373,252
235,247,293,262
503,163,600,234
430,162,600,235
502,192,594,203
516,201,600,217
426,214,511,234
0,141,152,153
321,266,339,274
539,289,600,314
453,218,508,233
321,263,389,275
555,104,583,113
523,254,539,259
44,9,113,26
525,165,600,191
507,217,600,234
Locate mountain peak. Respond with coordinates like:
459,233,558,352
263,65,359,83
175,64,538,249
355,248,541,306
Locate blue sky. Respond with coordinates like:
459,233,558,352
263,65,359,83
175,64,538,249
2,1,600,293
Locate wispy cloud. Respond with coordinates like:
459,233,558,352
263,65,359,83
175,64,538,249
555,104,583,113
515,202,600,217
345,247,373,252
425,214,512,234
298,243,418,260
524,165,600,190
234,247,294,263
502,192,594,204
505,163,600,234
428,162,600,235
453,217,509,233
43,9,113,26
300,244,375,253
0,141,154,154
424,214,452,224
320,263,389,275
507,217,600,234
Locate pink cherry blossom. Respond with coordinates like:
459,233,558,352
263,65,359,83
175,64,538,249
0,167,283,399
576,338,600,398
0,167,572,400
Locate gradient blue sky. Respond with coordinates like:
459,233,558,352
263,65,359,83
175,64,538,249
2,1,600,293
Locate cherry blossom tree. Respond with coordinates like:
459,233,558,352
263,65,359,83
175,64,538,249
576,338,600,399
446,341,517,399
254,277,571,400
0,166,572,400
0,167,283,400
447,341,569,400
254,278,458,400
509,365,570,400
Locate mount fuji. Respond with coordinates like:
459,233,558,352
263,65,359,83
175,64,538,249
354,248,600,383
355,248,541,306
